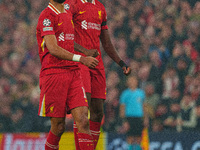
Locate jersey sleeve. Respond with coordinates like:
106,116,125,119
101,6,108,30
38,13,55,37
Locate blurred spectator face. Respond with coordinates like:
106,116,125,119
156,104,168,116
106,71,120,89
161,26,172,39
181,1,191,11
166,67,177,78
103,55,112,68
172,42,184,57
170,103,180,113
194,2,200,14
11,108,24,123
172,0,180,5
154,36,162,46
0,105,11,116
182,95,192,106
116,38,127,50
175,22,184,34
152,120,163,132
145,26,155,38
129,60,140,74
133,26,142,36
106,88,119,103
149,51,161,64
183,40,194,56
9,53,22,72
177,59,187,70
184,75,193,86
145,83,155,96
127,76,138,89
138,65,150,81
133,47,143,60
117,0,128,8
171,89,180,99
30,87,40,106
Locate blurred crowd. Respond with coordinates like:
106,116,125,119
1,0,200,133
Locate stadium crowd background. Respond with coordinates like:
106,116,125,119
1,0,200,134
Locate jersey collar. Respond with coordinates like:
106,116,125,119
81,0,95,5
48,3,61,15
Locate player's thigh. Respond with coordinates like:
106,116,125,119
39,74,70,118
66,70,88,113
90,69,106,100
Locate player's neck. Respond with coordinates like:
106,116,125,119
130,87,137,91
50,1,65,13
87,0,92,3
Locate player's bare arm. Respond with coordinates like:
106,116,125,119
44,35,99,68
74,42,99,57
100,29,131,75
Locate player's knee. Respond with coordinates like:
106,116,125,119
57,122,65,136
91,110,103,122
77,116,89,132
96,111,103,121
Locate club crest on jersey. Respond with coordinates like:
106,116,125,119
43,19,51,26
64,4,70,10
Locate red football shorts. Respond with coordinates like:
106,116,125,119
38,69,88,118
80,66,106,100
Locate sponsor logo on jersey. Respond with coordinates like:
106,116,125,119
64,4,70,10
43,19,51,26
81,20,88,30
58,32,65,41
58,32,74,41
81,20,101,30
65,34,74,40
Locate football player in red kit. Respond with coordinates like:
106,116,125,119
64,0,131,149
36,0,99,149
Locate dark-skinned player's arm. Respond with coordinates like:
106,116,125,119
44,35,99,68
100,29,131,75
74,42,99,57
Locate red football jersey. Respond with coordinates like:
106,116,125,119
64,0,108,69
36,3,78,77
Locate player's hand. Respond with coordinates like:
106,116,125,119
85,49,99,57
80,56,99,68
122,66,131,76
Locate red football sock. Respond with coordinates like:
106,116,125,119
74,122,81,150
45,131,61,150
78,133,94,150
89,120,101,149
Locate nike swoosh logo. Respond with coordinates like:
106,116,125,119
58,22,63,26
79,11,86,14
